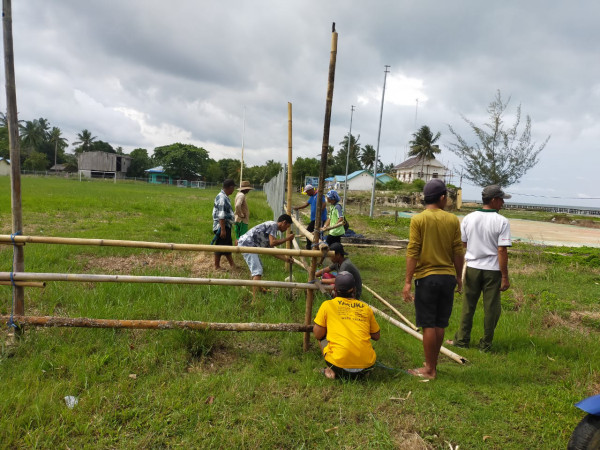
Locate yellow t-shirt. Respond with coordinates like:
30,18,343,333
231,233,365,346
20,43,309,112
406,208,463,280
314,297,380,369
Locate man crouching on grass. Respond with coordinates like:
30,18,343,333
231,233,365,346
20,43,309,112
237,214,295,298
313,271,380,380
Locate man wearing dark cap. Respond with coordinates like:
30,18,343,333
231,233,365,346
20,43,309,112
313,271,380,380
447,184,512,352
314,242,363,299
292,184,327,249
403,179,464,379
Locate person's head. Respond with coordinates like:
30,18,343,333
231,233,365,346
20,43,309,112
328,242,348,263
326,190,341,204
238,180,254,195
277,213,293,232
304,184,316,196
423,179,447,206
223,179,236,195
334,271,355,298
481,185,511,210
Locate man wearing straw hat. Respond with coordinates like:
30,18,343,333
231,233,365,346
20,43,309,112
234,180,253,244
403,179,464,380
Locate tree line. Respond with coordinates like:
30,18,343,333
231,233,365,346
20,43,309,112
0,91,548,188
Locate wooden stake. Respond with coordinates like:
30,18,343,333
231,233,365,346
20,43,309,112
3,0,25,321
0,315,314,332
291,217,316,243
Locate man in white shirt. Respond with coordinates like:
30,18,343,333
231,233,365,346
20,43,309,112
447,185,511,352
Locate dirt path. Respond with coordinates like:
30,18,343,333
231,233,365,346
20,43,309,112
506,218,600,247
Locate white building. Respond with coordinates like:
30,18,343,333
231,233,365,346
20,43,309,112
393,156,450,183
77,151,131,179
325,170,395,191
0,157,10,176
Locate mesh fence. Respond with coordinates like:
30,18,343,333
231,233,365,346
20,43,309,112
263,166,287,221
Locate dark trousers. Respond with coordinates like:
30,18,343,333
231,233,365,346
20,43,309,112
306,220,315,249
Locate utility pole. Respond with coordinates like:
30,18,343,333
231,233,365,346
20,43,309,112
342,105,355,214
369,65,390,218
239,107,246,184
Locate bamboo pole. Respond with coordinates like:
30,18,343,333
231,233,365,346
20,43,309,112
0,235,333,258
291,217,316,243
363,284,418,331
304,24,338,351
290,237,307,270
0,272,334,291
370,305,468,365
286,102,293,298
0,315,314,332
0,281,45,288
3,0,25,322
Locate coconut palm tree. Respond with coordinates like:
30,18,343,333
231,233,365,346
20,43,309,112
360,144,376,171
408,125,441,181
72,129,97,154
19,119,49,156
48,127,68,168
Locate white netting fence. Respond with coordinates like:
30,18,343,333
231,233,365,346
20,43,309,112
263,166,287,221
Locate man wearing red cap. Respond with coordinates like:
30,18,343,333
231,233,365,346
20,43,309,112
403,179,464,379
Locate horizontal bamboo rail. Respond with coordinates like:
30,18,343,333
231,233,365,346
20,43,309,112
363,284,418,331
370,305,468,365
0,281,45,288
0,234,332,258
0,315,314,332
0,272,334,291
291,217,317,243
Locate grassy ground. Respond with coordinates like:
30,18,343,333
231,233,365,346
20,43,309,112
1,176,599,448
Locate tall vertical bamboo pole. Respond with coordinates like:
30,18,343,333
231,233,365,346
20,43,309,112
3,0,25,323
286,102,293,298
304,23,338,351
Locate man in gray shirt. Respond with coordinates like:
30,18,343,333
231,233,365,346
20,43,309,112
315,242,362,299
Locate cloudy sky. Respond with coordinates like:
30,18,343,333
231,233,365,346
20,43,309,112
4,1,600,206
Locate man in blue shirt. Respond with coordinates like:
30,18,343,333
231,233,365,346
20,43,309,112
292,184,327,249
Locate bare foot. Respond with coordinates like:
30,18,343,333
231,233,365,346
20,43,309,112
407,367,435,380
323,367,336,379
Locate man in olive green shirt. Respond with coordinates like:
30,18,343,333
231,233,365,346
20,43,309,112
403,179,464,379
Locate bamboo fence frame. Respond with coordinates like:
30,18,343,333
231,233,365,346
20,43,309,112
0,272,334,291
363,284,418,331
0,281,45,288
0,315,313,332
291,217,316,244
0,235,332,258
370,305,468,365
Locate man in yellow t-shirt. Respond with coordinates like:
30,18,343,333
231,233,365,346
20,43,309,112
403,179,464,380
313,271,380,380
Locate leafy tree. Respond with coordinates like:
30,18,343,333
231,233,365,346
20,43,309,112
48,127,68,168
409,125,441,181
292,157,320,186
72,129,97,154
334,134,362,176
204,159,224,182
153,143,210,180
0,126,9,160
127,148,152,177
62,154,78,172
115,146,125,155
218,158,241,182
360,144,375,171
19,118,49,157
23,151,49,171
90,140,115,153
448,90,550,187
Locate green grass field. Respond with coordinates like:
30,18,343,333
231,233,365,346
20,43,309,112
1,176,599,448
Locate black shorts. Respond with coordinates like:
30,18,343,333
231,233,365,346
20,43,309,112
325,234,341,246
326,361,374,380
414,274,457,328
214,227,232,256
